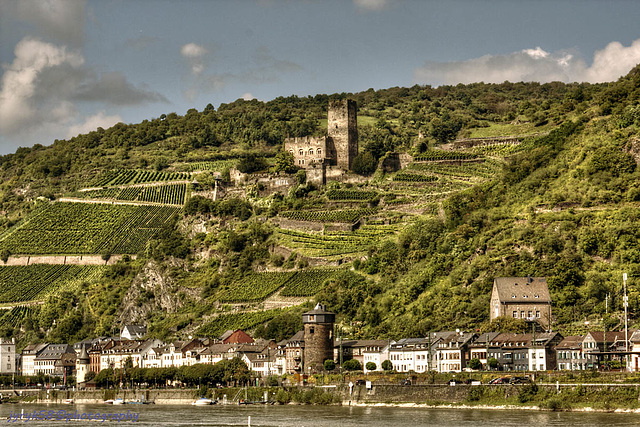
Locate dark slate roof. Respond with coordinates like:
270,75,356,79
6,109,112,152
493,277,550,303
35,344,75,360
556,336,583,349
303,303,334,316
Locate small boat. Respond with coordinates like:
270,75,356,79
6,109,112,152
104,399,114,404
192,397,215,406
62,398,73,404
112,398,125,405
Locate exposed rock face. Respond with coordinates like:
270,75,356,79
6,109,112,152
117,261,187,326
626,138,640,164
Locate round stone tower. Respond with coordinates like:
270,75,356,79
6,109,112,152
303,303,335,373
76,346,90,384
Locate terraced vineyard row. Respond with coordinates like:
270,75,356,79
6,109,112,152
393,172,438,182
0,306,38,328
70,183,188,205
280,208,377,223
197,308,287,337
326,189,378,201
175,160,237,172
0,265,104,303
0,203,179,254
408,161,500,179
470,141,533,156
413,150,479,161
217,272,297,302
92,170,191,187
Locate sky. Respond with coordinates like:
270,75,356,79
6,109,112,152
1,0,640,155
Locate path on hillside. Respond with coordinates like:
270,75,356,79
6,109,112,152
2,254,136,266
57,197,183,208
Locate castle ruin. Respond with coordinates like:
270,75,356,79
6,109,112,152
284,99,358,173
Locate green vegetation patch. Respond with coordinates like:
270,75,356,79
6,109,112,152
197,308,287,337
280,269,340,297
326,189,378,201
217,272,297,302
0,202,179,254
0,306,38,328
276,224,398,259
0,265,104,303
280,208,377,223
174,160,237,173
91,169,190,187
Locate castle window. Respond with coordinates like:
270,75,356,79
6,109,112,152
289,150,294,154
299,149,304,155
317,149,322,155
309,149,314,155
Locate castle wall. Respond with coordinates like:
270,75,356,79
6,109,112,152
284,136,330,167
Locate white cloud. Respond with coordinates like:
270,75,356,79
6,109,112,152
181,43,209,75
0,38,83,134
0,37,167,143
414,39,640,86
66,111,122,139
354,0,389,12
16,0,86,47
241,92,256,101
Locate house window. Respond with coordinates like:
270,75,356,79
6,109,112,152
536,311,540,318
528,311,532,318
513,311,518,318
521,311,525,318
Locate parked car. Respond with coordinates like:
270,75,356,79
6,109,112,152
489,377,510,384
400,379,412,386
509,376,531,384
355,379,366,386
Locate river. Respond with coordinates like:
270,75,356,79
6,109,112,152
1,404,638,426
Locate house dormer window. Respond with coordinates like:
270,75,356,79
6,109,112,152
523,295,528,298
512,295,516,298
534,295,539,298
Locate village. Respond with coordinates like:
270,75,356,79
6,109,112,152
1,276,639,389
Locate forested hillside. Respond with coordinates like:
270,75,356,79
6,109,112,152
1,65,640,346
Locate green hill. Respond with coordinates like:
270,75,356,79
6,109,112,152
1,66,640,345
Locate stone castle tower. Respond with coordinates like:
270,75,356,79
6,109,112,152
284,100,358,173
327,99,358,170
302,303,335,373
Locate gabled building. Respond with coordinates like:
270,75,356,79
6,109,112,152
556,335,585,370
34,344,75,376
434,331,477,373
334,339,388,368
490,277,552,329
284,331,304,374
121,325,147,340
219,330,254,345
20,343,49,376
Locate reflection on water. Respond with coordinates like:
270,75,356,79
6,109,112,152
0,403,637,426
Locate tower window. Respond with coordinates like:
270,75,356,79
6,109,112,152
309,327,314,334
